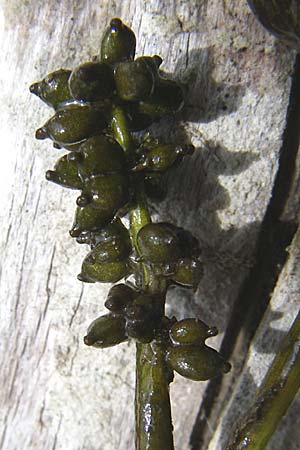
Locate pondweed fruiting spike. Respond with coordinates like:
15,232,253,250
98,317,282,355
30,17,231,450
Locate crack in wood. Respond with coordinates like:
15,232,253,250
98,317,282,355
7,359,20,402
36,322,52,368
68,283,84,328
32,185,42,223
0,421,7,450
51,415,62,450
14,229,29,318
43,244,57,319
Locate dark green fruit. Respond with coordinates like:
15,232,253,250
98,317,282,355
124,293,164,343
29,69,73,109
94,218,130,245
84,238,131,263
154,223,200,258
170,257,203,290
133,144,194,172
138,78,184,118
125,294,163,322
78,258,129,283
68,62,115,102
45,152,83,189
104,284,138,313
125,318,155,343
35,104,107,147
84,230,131,263
137,223,181,264
84,313,127,348
170,319,218,345
83,173,130,211
140,55,163,72
114,56,160,102
167,345,231,381
101,18,136,64
75,218,130,248
78,135,127,178
69,204,115,237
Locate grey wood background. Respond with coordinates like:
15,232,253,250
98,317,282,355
1,1,299,449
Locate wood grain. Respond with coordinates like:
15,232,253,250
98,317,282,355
0,1,299,449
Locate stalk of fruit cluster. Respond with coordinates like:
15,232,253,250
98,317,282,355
110,88,175,446
135,341,174,450
122,121,174,449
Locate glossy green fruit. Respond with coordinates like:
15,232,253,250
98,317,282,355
167,345,231,381
155,223,200,258
114,56,160,102
104,283,137,312
45,152,83,189
138,77,184,118
84,230,131,263
84,238,131,263
73,217,129,247
29,69,73,109
35,103,107,147
133,143,194,172
170,257,203,290
82,173,130,211
69,204,115,237
69,62,115,102
77,135,127,178
137,223,181,264
84,313,127,348
101,18,136,64
170,319,218,345
78,258,129,283
94,217,130,244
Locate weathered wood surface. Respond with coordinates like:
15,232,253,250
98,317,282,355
0,1,299,449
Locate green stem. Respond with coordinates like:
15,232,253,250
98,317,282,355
112,106,174,450
135,342,174,450
226,311,300,450
130,196,174,450
129,189,151,253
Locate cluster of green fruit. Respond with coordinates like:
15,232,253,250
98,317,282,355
86,294,230,380
30,18,230,382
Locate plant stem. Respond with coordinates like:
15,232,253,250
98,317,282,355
226,310,300,450
130,197,174,450
112,108,175,450
135,342,174,450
